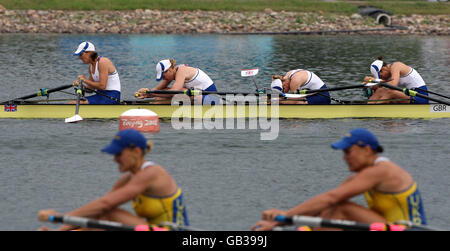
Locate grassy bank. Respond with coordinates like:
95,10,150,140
0,0,449,15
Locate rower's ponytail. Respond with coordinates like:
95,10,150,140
169,58,176,69
272,75,285,81
90,52,99,61
377,56,387,66
145,141,153,155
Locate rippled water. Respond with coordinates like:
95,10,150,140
0,34,449,230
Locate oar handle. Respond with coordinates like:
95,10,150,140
275,215,406,231
47,215,167,231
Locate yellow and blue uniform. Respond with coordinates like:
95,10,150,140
132,187,189,227
364,182,426,225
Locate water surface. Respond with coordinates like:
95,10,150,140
0,34,449,230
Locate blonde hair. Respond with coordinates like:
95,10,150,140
144,141,153,155
169,58,176,69
272,75,285,81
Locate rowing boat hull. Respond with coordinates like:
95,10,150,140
1,103,449,119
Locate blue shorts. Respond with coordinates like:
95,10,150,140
86,90,121,104
202,84,219,105
410,86,429,104
306,85,331,104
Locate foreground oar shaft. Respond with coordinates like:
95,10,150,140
275,215,406,231
47,215,153,231
380,83,450,106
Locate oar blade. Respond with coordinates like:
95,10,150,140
65,114,83,123
241,68,259,77
283,93,309,99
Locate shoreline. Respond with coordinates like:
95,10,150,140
0,8,449,35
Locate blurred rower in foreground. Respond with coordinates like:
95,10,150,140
38,129,188,230
252,128,426,231
363,56,429,104
135,58,219,105
271,69,331,104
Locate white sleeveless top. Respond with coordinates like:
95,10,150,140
90,57,121,92
141,161,156,169
374,156,390,164
289,69,325,90
182,67,214,90
398,68,426,89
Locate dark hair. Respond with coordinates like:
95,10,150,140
378,56,387,66
356,142,384,153
375,146,384,153
90,52,99,61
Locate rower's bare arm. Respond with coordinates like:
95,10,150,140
285,169,384,218
95,60,110,90
387,63,401,86
171,67,188,91
291,71,308,91
153,79,170,91
80,59,109,90
108,174,132,193
61,171,151,221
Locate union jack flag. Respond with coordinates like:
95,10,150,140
4,104,17,112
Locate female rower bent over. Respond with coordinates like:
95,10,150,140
252,128,426,231
363,56,429,104
271,69,331,104
38,129,189,230
72,41,121,104
135,58,219,105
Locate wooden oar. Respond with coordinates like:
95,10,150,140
1,84,74,104
274,215,407,231
43,214,167,231
380,83,450,106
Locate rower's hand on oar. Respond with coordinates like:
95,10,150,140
251,220,279,231
38,208,59,222
135,88,150,99
262,208,287,221
364,76,375,83
77,75,88,82
362,77,380,90
37,226,51,231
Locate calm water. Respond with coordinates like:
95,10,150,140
0,34,449,230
